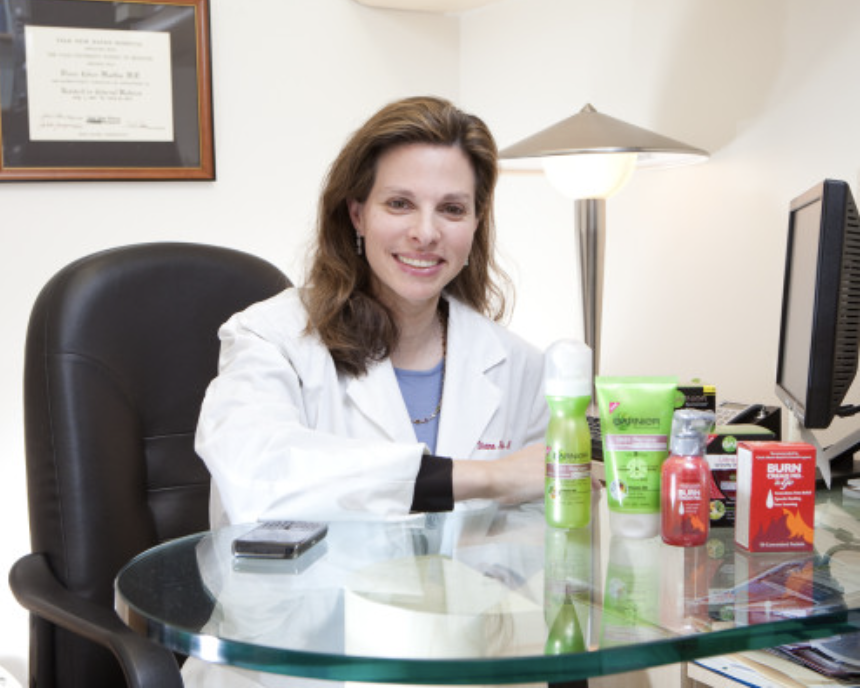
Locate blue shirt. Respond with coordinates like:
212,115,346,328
394,360,444,454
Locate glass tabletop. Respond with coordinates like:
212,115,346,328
115,488,860,685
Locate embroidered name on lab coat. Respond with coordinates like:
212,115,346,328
477,440,512,451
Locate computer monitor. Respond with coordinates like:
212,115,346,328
775,179,860,483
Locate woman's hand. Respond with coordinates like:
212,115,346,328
452,442,545,506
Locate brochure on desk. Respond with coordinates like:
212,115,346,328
699,499,860,682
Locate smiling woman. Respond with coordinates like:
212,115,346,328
306,95,508,377
194,96,549,533
347,142,478,363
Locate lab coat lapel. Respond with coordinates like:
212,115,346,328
437,300,504,458
346,360,416,443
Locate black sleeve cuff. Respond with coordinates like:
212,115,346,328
410,454,454,513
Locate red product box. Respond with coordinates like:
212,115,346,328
735,442,816,552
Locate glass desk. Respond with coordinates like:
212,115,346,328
115,488,860,685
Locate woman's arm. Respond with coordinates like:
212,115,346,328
452,443,545,505
196,315,426,524
449,330,547,507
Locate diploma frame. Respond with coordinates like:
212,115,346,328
0,0,214,181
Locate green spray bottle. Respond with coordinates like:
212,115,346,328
544,339,593,528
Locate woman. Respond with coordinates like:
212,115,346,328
196,96,548,527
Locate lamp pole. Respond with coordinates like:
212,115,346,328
577,198,605,377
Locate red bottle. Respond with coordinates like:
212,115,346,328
661,409,714,547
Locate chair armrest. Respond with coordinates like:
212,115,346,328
9,553,183,688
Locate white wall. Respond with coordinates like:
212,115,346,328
3,0,860,683
465,0,860,411
0,0,459,681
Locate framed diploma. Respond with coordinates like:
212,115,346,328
0,0,214,180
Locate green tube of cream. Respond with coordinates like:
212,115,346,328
595,376,678,539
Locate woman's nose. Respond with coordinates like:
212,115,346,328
411,210,440,245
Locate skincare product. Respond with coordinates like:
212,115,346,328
705,424,775,527
661,409,715,547
595,376,678,538
544,340,592,529
735,441,815,552
676,383,716,414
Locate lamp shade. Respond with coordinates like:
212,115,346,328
542,152,637,200
500,104,709,199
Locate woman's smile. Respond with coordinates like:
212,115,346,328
396,254,443,270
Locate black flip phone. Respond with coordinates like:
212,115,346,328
232,521,328,559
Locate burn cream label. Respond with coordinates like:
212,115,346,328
735,442,816,552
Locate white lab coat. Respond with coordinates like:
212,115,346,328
196,288,548,527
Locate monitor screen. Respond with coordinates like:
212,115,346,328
775,179,860,430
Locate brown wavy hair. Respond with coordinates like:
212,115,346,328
303,96,511,377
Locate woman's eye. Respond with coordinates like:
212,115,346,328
442,204,467,217
387,199,411,211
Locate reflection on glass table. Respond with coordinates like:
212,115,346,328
115,489,860,686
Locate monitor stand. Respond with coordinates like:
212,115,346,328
788,415,860,488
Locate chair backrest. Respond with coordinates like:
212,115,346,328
23,242,291,687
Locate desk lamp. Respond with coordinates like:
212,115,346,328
499,104,708,374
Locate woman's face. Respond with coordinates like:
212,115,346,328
348,143,478,316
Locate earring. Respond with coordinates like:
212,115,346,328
356,233,364,256
464,255,469,267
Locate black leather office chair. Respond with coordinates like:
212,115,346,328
9,242,291,687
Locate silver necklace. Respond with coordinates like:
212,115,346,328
411,306,447,426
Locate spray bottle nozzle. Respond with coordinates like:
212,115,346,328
670,409,716,456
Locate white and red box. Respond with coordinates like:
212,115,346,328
735,442,816,553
